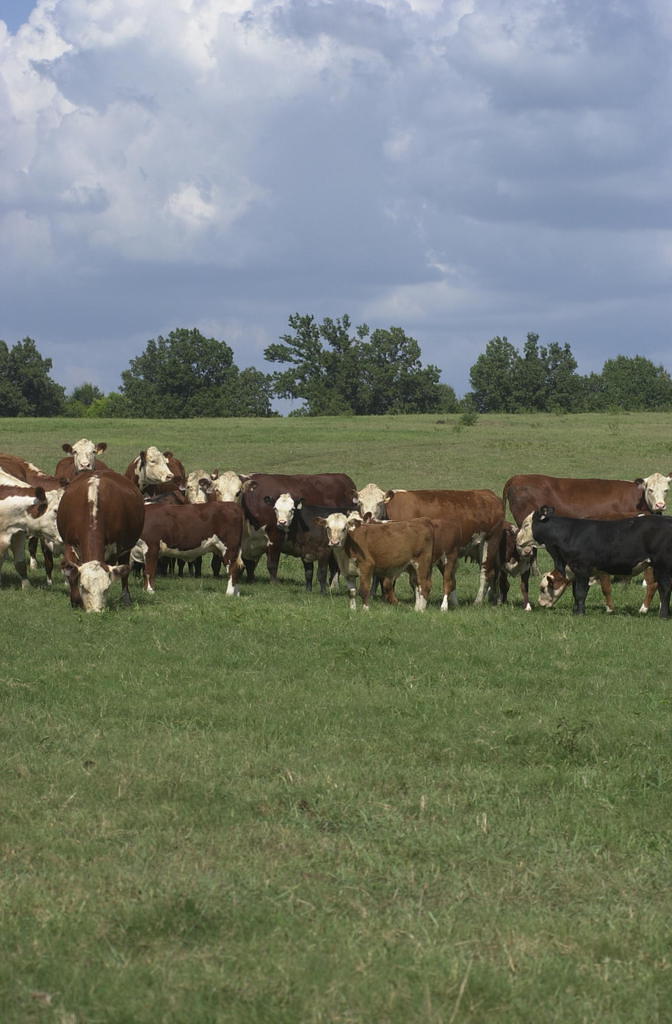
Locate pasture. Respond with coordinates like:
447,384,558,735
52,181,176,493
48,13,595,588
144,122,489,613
2,412,672,1022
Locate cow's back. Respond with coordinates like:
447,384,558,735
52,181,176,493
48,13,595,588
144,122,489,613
386,489,502,537
504,474,644,526
58,470,144,559
347,518,434,568
142,501,243,547
244,473,356,525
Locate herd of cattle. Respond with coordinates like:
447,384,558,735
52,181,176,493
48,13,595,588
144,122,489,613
1,437,672,617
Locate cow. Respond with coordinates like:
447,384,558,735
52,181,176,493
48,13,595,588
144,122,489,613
538,566,658,615
503,472,672,608
384,488,504,607
497,521,535,610
268,494,353,594
240,472,357,583
55,440,109,480
356,482,387,522
125,447,180,495
57,470,145,611
320,512,434,611
130,501,244,595
0,465,65,585
516,507,672,617
0,484,49,588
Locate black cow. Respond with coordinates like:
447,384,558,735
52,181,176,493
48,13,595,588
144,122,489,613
517,507,672,617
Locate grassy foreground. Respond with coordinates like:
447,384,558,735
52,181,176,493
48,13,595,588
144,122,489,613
2,413,672,1023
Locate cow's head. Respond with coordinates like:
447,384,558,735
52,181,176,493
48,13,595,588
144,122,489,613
270,492,299,530
62,560,129,612
185,470,211,504
516,512,538,556
209,470,245,503
502,522,532,576
538,570,569,608
317,510,362,547
640,472,672,513
62,439,107,472
138,446,174,485
356,482,387,522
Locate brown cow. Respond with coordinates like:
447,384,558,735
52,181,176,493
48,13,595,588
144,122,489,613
131,501,244,595
241,473,357,582
57,470,145,611
320,512,434,611
384,489,504,607
56,439,109,480
0,460,66,584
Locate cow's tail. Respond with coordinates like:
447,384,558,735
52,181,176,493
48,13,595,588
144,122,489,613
502,479,511,520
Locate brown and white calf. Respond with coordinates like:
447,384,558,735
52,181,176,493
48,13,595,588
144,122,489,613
55,439,109,480
320,512,434,611
57,470,145,611
0,484,50,588
131,501,244,595
384,488,504,606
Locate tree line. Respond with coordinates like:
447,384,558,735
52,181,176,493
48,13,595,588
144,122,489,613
1,322,671,418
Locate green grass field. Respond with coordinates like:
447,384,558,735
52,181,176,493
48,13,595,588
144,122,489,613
2,414,672,1022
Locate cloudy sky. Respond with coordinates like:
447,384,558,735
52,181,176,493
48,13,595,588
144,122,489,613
1,0,671,400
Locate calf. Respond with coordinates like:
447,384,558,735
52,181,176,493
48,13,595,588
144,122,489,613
517,507,672,617
321,513,434,611
57,470,145,611
0,485,49,588
272,495,351,594
0,467,64,586
131,501,243,595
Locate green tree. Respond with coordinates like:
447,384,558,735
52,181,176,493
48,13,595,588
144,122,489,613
469,336,520,412
265,314,449,415
120,328,274,417
469,333,581,412
599,355,672,411
0,337,65,416
64,382,105,417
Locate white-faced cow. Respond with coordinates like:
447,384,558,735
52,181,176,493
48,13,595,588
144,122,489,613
131,501,244,595
355,483,387,522
537,566,658,615
57,470,145,611
56,440,109,480
125,447,181,496
384,488,504,606
320,512,434,611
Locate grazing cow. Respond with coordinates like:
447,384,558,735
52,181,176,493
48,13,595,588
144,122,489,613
384,489,504,605
0,484,49,588
516,507,672,617
497,521,535,610
240,472,357,582
320,512,434,611
125,447,178,495
356,482,387,522
57,470,145,611
131,501,243,594
55,440,109,480
538,566,658,615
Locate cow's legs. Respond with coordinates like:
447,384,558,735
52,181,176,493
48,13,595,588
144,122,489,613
10,533,30,589
595,573,615,613
243,557,258,582
266,544,281,582
439,553,459,611
302,559,314,592
28,535,39,571
473,540,489,604
316,556,329,596
382,574,400,605
640,567,658,614
414,562,432,611
572,574,589,615
143,545,159,593
358,565,374,610
655,569,671,619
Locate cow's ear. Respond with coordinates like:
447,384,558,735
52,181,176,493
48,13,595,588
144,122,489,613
62,561,80,584
296,499,303,510
383,490,395,502
198,477,211,491
96,442,107,453
163,450,174,459
634,477,644,487
210,470,219,480
539,505,554,520
263,495,274,505
241,479,256,494
109,564,130,582
62,443,73,454
139,450,147,465
315,517,327,527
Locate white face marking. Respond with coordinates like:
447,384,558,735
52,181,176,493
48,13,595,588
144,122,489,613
643,472,670,512
185,470,210,504
70,439,98,472
323,512,349,546
516,513,536,556
209,471,243,503
140,446,173,485
77,560,114,612
274,492,296,528
357,483,386,521
87,475,100,527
